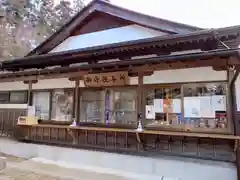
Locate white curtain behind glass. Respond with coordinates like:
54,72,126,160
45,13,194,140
51,90,73,121
32,92,50,120
109,89,137,124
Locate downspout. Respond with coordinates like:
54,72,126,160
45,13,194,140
229,51,240,180
229,50,240,135
231,70,240,89
230,68,239,135
214,34,239,132
233,71,240,180
214,33,240,133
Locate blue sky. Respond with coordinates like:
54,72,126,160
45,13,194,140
54,0,240,28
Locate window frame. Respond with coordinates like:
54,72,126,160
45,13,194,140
9,91,28,104
106,86,138,125
79,87,106,124
79,86,138,126
0,90,28,104
31,88,75,121
0,92,10,104
50,88,75,122
142,81,231,134
32,90,51,120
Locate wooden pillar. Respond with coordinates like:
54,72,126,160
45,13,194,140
137,73,144,130
74,79,80,123
23,80,38,106
227,69,235,133
28,81,32,106
227,64,240,180
233,78,240,180
230,69,240,135
69,77,81,124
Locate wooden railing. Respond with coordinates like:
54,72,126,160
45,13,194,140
15,124,238,162
0,107,236,163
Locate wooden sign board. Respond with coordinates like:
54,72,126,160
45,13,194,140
84,71,129,87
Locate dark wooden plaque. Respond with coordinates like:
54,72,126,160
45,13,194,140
83,71,129,87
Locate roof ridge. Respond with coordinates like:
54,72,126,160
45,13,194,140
26,0,204,56
97,0,203,31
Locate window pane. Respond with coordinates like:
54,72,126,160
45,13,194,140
108,89,137,125
0,92,9,103
145,87,182,127
80,90,105,123
10,91,27,103
183,83,227,130
33,91,50,120
51,89,73,121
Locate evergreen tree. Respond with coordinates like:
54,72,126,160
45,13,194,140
0,0,85,60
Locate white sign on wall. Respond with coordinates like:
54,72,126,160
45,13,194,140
27,106,36,117
145,105,155,119
153,99,163,113
235,76,240,111
184,96,220,118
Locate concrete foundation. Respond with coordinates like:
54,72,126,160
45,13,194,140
0,138,237,180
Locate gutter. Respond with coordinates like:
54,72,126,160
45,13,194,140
1,48,240,72
1,27,240,70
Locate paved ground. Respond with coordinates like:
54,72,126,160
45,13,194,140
0,153,134,180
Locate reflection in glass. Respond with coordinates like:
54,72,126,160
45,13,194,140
80,91,105,123
0,92,9,103
108,89,137,125
183,83,227,130
145,83,228,132
32,91,50,120
10,91,27,103
51,89,73,121
145,87,181,127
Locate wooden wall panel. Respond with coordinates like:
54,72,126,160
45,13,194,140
72,12,132,36
0,109,26,137
16,125,236,162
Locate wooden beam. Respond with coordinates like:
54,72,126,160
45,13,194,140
74,79,80,124
137,73,144,128
17,124,240,140
228,65,240,180
0,57,231,83
23,80,38,84
68,76,82,81
23,80,38,106
227,57,240,87
228,56,240,65
230,69,239,87
27,81,32,106
0,71,88,83
227,69,235,134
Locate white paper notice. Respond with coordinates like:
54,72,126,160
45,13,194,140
199,96,215,118
184,97,201,118
146,105,155,119
212,95,226,111
238,96,240,111
27,106,36,117
153,99,163,113
172,99,181,113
